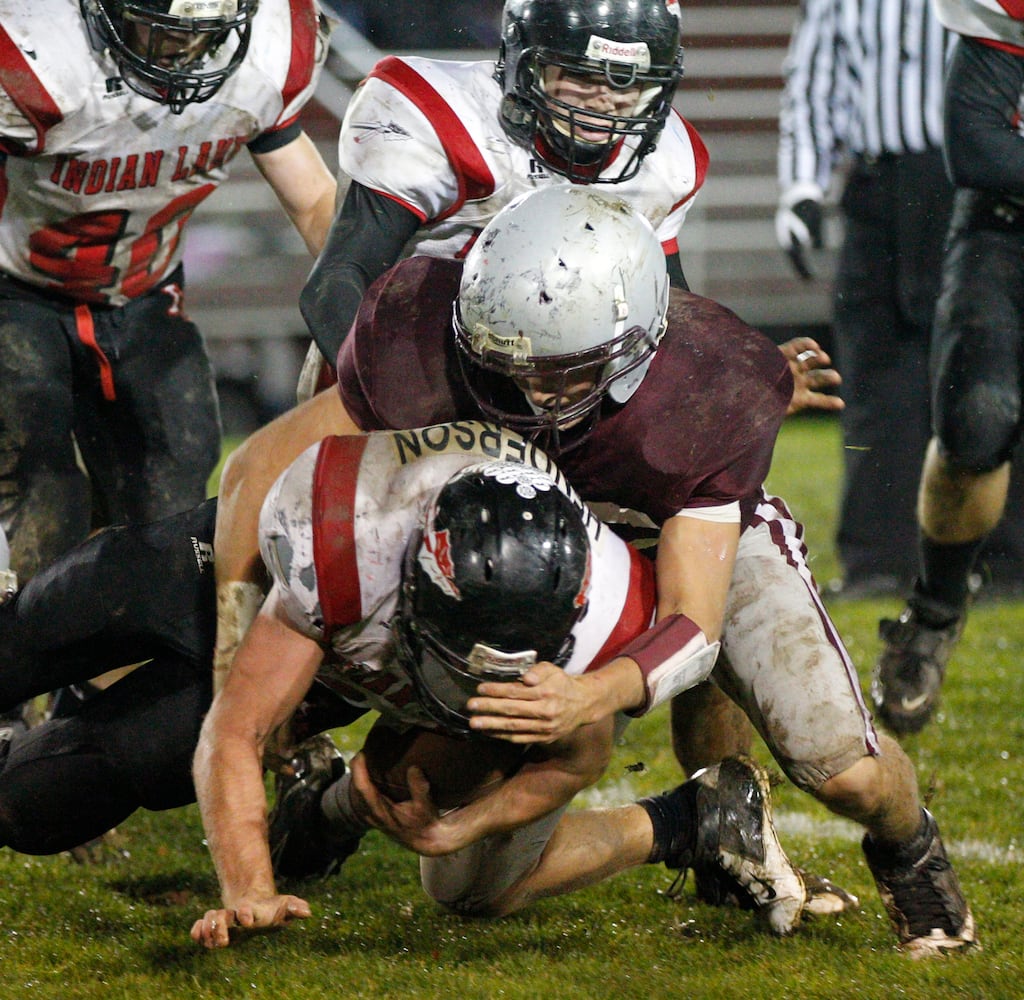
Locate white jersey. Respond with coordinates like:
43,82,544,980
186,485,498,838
933,0,1024,51
0,0,329,305
259,423,655,729
337,56,708,261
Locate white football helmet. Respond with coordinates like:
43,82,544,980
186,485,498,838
454,186,669,451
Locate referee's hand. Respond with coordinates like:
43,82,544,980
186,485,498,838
775,183,824,280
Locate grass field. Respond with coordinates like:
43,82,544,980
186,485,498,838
2,415,1022,999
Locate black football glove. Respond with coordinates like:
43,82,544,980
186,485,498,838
775,184,825,280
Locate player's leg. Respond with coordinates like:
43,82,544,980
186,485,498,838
873,202,1024,733
830,153,945,596
71,278,221,528
719,510,974,954
0,499,217,711
669,679,751,777
0,652,210,854
424,753,805,936
0,285,91,580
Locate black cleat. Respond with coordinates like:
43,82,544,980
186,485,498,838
268,734,361,880
644,755,806,934
872,605,964,734
863,811,977,958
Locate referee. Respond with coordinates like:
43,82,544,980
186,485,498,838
776,0,956,599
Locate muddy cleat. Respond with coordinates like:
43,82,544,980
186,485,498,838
641,755,806,935
863,810,977,958
268,733,361,880
797,868,860,916
872,603,964,734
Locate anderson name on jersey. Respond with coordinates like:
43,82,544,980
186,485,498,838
258,424,657,730
0,0,328,305
338,56,708,262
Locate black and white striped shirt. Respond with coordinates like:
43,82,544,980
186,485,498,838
778,0,955,191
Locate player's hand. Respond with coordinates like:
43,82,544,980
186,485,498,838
466,662,595,743
775,183,824,280
778,337,844,416
190,895,311,950
348,752,462,856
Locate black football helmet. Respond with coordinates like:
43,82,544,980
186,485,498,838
80,0,258,113
495,0,684,181
394,461,591,736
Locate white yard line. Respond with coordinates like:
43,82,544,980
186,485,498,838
577,781,1022,865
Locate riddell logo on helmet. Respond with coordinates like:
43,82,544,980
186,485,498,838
585,37,651,71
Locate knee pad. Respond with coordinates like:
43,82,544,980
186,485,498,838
936,382,1020,473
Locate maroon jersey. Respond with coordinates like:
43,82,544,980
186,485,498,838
337,256,792,527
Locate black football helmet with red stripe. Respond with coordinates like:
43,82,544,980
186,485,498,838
495,0,684,181
81,0,257,113
395,461,591,735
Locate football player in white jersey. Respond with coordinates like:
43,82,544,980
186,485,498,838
189,435,805,948
0,0,336,592
297,0,703,395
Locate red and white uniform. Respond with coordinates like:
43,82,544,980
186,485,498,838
0,0,328,304
934,0,1024,53
338,56,708,262
258,423,658,730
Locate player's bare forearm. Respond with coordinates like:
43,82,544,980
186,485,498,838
194,598,326,933
252,131,337,256
350,720,612,856
193,720,278,916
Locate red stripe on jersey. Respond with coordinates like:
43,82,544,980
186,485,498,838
280,0,319,117
995,0,1024,19
977,35,1024,55
584,545,657,672
0,28,63,155
662,113,709,215
73,305,116,401
371,57,496,219
312,434,368,632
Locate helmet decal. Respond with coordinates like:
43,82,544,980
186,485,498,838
478,461,556,500
169,0,238,14
418,525,459,600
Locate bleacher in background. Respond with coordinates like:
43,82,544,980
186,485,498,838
187,3,839,430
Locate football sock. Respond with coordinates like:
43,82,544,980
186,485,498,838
917,535,986,616
320,771,370,838
637,780,699,865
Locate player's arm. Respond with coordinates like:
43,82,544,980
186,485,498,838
348,715,616,857
212,390,362,690
300,180,422,364
943,37,1024,196
191,588,325,949
468,515,736,742
250,129,337,256
665,250,689,291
